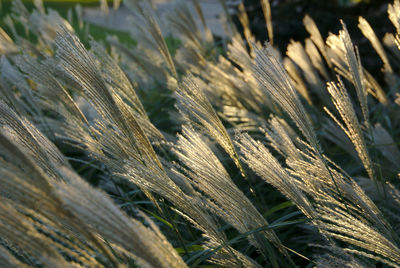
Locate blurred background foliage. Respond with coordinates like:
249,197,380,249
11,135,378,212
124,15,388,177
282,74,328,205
238,0,393,81
0,0,393,56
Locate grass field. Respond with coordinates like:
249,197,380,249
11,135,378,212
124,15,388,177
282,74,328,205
1,0,400,267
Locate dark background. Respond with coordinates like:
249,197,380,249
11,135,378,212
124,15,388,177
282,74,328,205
238,0,394,74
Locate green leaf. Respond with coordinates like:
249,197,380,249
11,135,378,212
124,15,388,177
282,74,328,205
187,219,307,266
175,245,204,254
140,207,174,230
263,201,295,218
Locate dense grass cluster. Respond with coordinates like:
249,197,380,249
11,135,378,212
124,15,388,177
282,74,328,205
1,0,400,267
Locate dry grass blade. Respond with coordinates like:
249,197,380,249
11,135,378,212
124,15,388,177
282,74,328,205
47,26,243,265
303,15,332,68
0,200,70,268
54,25,161,166
262,115,304,159
236,132,315,218
0,76,27,118
286,40,327,105
338,21,369,127
217,0,238,38
176,74,247,178
388,0,400,34
324,80,375,180
55,167,188,268
227,34,254,70
202,238,262,268
383,33,400,62
0,246,29,268
175,204,260,268
192,45,272,114
0,133,119,267
286,149,400,263
0,114,187,267
358,17,396,87
283,57,312,105
166,1,210,70
167,1,203,51
363,70,389,106
292,149,393,235
261,0,273,45
174,125,294,266
237,2,256,56
54,26,124,126
237,113,400,265
373,123,400,167
222,105,267,132
0,27,18,54
15,54,89,126
125,0,177,78
0,100,70,180
0,57,39,116
122,144,254,267
89,41,146,116
53,23,168,214
326,33,388,106
322,120,359,160
193,0,214,44
33,0,45,14
89,41,164,141
253,43,321,154
315,204,400,266
305,38,330,80
313,244,371,268
108,36,171,85
28,9,74,49
10,0,29,28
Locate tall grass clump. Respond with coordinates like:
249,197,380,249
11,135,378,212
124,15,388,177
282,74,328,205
1,0,400,266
